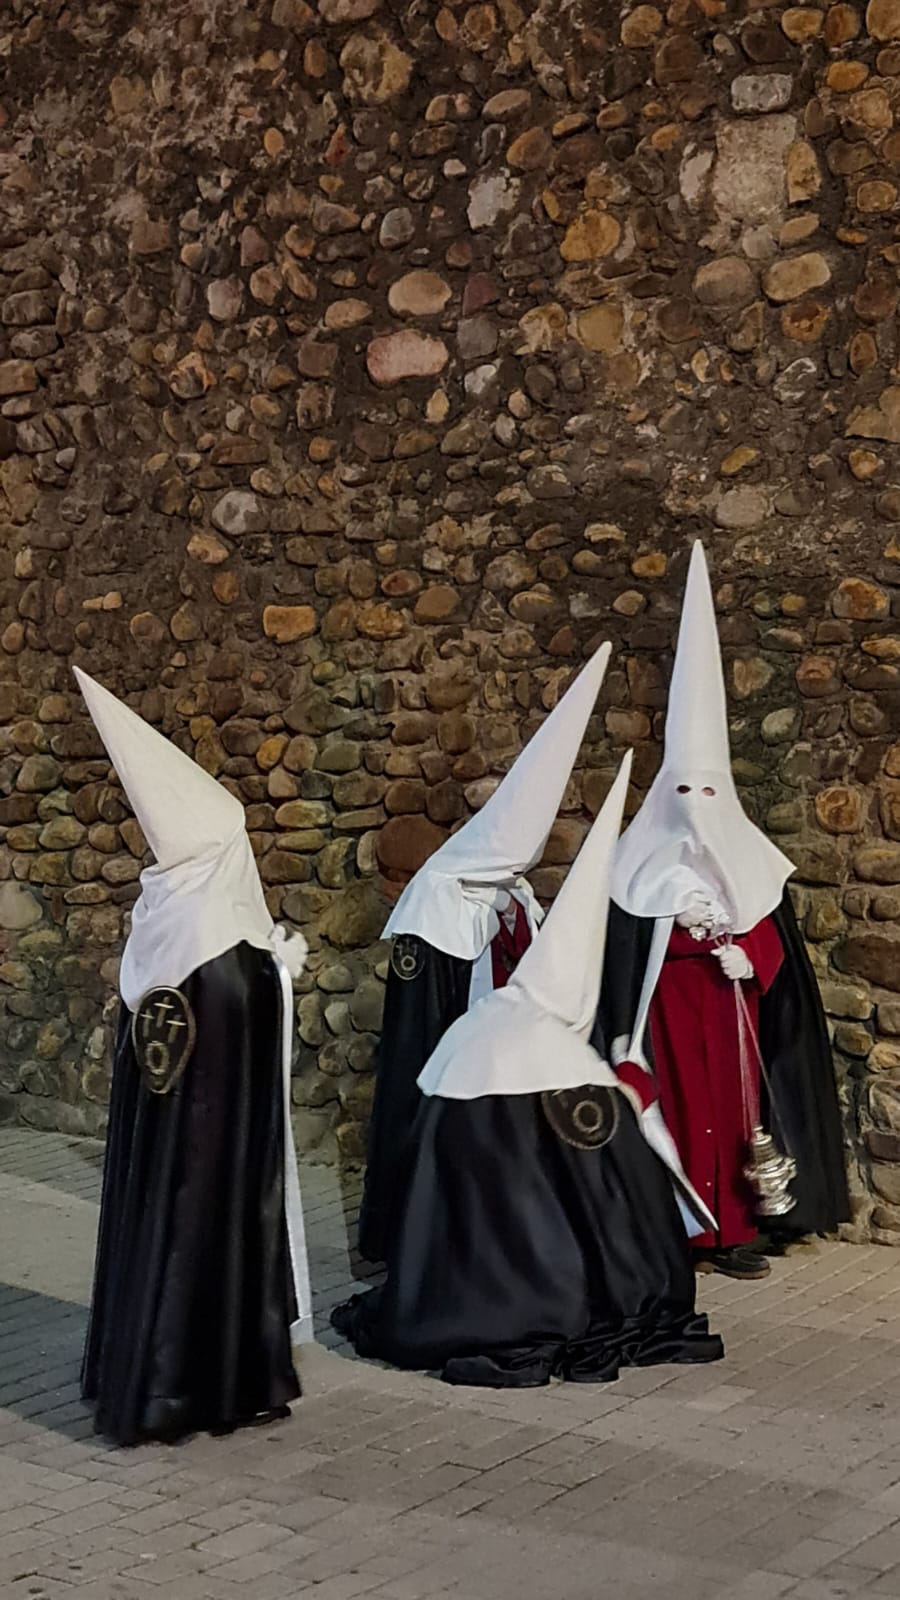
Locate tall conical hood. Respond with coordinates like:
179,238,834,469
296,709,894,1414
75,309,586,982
662,541,730,773
73,666,276,1010
73,666,243,868
417,752,632,1099
385,639,612,961
509,749,632,1035
610,542,793,935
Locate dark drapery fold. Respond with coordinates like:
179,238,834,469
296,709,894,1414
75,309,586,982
356,939,472,1264
596,892,850,1239
761,895,850,1235
595,899,654,1058
335,1091,723,1386
82,943,299,1446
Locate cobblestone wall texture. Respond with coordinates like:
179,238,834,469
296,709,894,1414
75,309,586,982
2,0,900,1239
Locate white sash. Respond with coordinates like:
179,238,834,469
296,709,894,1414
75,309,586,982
275,958,314,1345
624,915,718,1239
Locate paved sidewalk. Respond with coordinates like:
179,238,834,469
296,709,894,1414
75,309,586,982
2,1128,900,1600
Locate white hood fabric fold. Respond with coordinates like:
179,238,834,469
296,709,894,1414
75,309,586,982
73,666,278,1012
386,640,612,963
418,751,631,1100
610,543,793,936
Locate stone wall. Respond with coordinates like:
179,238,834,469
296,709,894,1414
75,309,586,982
2,0,900,1239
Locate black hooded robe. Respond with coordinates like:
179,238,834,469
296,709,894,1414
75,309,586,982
356,937,472,1264
335,1078,724,1387
597,891,850,1240
81,942,300,1446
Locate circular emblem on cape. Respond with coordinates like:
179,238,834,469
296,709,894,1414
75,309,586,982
391,935,425,983
131,987,196,1096
541,1085,620,1152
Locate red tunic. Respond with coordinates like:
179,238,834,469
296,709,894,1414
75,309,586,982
649,917,784,1250
490,896,532,989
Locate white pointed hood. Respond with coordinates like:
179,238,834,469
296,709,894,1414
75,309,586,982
73,666,277,1010
610,542,793,935
418,752,631,1099
386,640,612,963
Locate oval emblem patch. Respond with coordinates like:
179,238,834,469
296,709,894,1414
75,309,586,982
541,1085,620,1151
391,935,425,983
131,987,196,1096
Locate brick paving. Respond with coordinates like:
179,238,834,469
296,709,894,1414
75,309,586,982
2,1127,900,1600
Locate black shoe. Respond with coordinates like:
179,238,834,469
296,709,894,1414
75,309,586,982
695,1246,771,1281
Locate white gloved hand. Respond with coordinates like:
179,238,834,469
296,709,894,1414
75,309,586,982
675,892,714,931
714,943,754,982
272,924,309,980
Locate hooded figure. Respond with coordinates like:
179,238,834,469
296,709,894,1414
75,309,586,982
357,640,612,1264
597,543,849,1280
334,754,724,1387
75,667,312,1446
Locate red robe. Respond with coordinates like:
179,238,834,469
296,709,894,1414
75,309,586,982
649,917,784,1250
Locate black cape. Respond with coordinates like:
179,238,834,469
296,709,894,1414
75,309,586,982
357,936,471,1264
82,942,300,1446
597,891,850,1238
336,1087,723,1387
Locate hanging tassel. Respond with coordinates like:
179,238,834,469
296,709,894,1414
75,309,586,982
272,923,309,980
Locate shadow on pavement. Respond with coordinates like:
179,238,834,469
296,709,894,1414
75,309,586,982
0,1281,97,1443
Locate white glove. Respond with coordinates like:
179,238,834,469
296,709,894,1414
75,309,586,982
714,943,754,982
675,892,715,931
272,924,309,980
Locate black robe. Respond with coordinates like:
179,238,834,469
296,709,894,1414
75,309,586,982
597,891,850,1239
336,1079,723,1386
357,937,472,1264
82,942,300,1446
